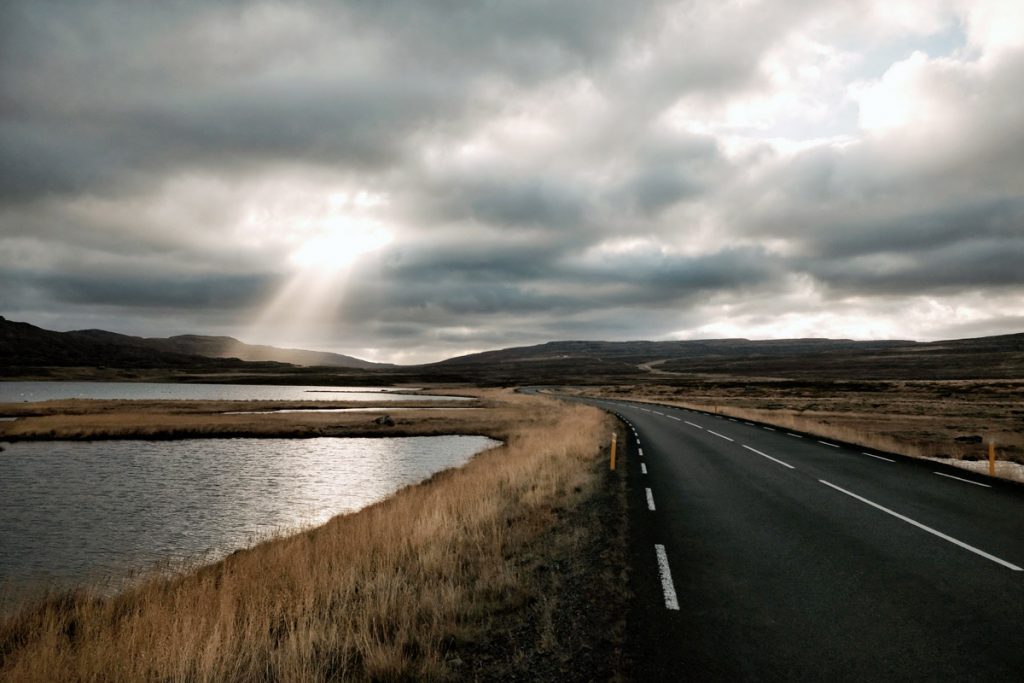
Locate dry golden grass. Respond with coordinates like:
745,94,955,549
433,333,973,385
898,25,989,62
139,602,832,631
588,380,1024,479
0,397,496,442
0,391,622,681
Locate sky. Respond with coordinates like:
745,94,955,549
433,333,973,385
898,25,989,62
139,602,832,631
2,0,1023,364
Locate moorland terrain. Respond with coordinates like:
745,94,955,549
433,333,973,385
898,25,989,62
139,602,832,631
3,315,1023,471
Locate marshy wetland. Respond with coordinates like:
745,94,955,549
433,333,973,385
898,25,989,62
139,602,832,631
0,389,628,681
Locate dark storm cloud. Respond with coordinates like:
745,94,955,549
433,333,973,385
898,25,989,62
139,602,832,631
422,174,591,230
0,0,670,201
727,36,1024,301
342,244,779,324
811,199,1024,261
367,281,575,317
5,269,274,310
806,236,1024,295
2,0,1023,359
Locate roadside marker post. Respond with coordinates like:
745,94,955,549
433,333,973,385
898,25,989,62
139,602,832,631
989,441,996,477
610,433,617,470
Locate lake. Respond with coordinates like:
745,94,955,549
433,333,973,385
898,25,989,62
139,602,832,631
0,381,470,403
0,435,498,605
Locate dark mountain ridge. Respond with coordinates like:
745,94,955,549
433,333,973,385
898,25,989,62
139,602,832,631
423,333,1024,382
68,329,389,369
2,315,1021,382
0,317,283,370
0,317,383,371
433,337,917,366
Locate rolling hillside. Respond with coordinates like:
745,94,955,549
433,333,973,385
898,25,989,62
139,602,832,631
0,317,281,370
423,334,1024,381
0,317,383,371
67,330,388,369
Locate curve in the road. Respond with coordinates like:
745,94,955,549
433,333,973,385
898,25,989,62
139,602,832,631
575,395,1024,681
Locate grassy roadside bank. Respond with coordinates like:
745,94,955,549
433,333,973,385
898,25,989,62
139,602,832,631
0,392,629,681
582,381,1024,481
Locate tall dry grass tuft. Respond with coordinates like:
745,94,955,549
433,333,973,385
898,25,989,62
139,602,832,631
0,393,614,681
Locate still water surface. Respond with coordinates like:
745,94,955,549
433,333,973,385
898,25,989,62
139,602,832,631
0,436,497,601
0,382,469,403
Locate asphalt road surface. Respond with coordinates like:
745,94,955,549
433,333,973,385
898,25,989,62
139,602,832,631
575,395,1024,681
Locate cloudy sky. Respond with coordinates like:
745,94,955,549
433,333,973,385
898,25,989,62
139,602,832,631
2,0,1023,363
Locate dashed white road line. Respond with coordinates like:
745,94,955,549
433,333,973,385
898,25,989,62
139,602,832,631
742,444,795,469
654,544,680,610
707,430,734,442
762,426,776,432
653,411,665,416
743,421,755,426
641,463,648,475
818,479,1021,571
646,487,656,511
667,415,681,421
638,447,644,457
728,418,738,422
862,452,894,463
818,440,840,448
934,471,991,488
684,421,703,430
786,433,803,439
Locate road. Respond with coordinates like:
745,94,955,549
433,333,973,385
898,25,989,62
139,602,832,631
575,395,1024,681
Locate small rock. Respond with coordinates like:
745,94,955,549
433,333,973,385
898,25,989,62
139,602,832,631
374,415,395,426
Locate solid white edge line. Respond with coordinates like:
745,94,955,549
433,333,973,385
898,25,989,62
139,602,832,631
646,487,656,511
862,452,894,463
641,463,648,475
818,440,840,448
786,433,803,438
818,479,1021,571
741,444,795,469
706,429,734,442
654,544,680,610
934,471,991,488
685,421,703,430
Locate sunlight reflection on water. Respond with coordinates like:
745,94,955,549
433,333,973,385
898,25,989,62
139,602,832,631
0,436,498,602
0,382,470,403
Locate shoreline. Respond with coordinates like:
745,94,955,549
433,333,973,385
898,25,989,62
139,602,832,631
0,391,629,681
0,396,502,443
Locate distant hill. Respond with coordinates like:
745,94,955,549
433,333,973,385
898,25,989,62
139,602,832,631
3,314,1020,382
433,338,915,366
425,334,1024,381
68,330,389,369
0,317,283,370
0,317,386,370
